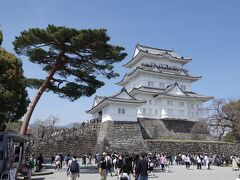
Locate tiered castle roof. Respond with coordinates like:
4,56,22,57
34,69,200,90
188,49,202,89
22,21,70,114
86,88,146,114
117,65,201,86
129,82,213,101
123,44,192,68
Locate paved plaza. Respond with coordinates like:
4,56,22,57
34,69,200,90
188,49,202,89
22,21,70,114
30,164,240,180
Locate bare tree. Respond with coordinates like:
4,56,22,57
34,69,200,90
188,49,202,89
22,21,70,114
207,98,240,141
33,115,60,140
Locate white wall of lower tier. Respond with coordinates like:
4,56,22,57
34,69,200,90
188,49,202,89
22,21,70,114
124,73,192,92
135,93,203,121
91,94,204,122
92,103,138,122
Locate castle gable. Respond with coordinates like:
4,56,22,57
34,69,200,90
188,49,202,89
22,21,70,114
167,85,186,96
110,88,136,100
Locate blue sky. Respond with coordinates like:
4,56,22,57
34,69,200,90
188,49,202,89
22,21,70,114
1,0,240,125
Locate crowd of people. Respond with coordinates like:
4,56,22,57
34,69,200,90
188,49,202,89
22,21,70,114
49,152,240,180
95,152,240,180
22,152,240,180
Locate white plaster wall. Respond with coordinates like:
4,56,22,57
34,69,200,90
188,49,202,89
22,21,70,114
159,98,204,121
134,93,161,119
132,92,205,121
187,100,204,121
101,103,138,122
94,94,206,122
140,74,192,91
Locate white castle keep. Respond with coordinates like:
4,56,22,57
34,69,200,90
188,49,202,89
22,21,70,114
87,44,213,122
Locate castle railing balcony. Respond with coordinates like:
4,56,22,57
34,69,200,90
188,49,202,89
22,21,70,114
141,63,188,73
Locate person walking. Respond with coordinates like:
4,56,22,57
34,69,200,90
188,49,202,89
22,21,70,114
67,155,80,180
27,155,35,180
99,152,107,180
184,155,191,169
204,155,210,170
136,153,148,180
160,154,166,172
196,155,202,170
55,154,61,170
232,156,239,171
105,153,113,176
36,153,44,172
119,156,133,180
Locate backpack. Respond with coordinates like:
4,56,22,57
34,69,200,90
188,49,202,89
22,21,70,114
70,160,79,173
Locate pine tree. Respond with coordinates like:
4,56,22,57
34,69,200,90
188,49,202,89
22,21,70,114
13,25,127,135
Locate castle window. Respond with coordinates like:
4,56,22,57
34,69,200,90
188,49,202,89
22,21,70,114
148,99,152,105
155,109,158,114
118,108,125,114
159,83,165,89
179,110,184,116
178,101,184,106
148,81,153,87
181,85,186,90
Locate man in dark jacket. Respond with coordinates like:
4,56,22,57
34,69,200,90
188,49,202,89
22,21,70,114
136,153,148,180
99,152,107,180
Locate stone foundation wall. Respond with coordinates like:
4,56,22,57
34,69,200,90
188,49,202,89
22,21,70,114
95,121,146,153
32,123,101,157
138,118,212,140
145,140,240,155
30,119,240,157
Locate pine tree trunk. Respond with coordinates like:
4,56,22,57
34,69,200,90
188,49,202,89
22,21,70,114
20,70,56,135
20,53,63,135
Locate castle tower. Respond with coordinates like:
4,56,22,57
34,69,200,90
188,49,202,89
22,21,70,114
87,44,213,122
